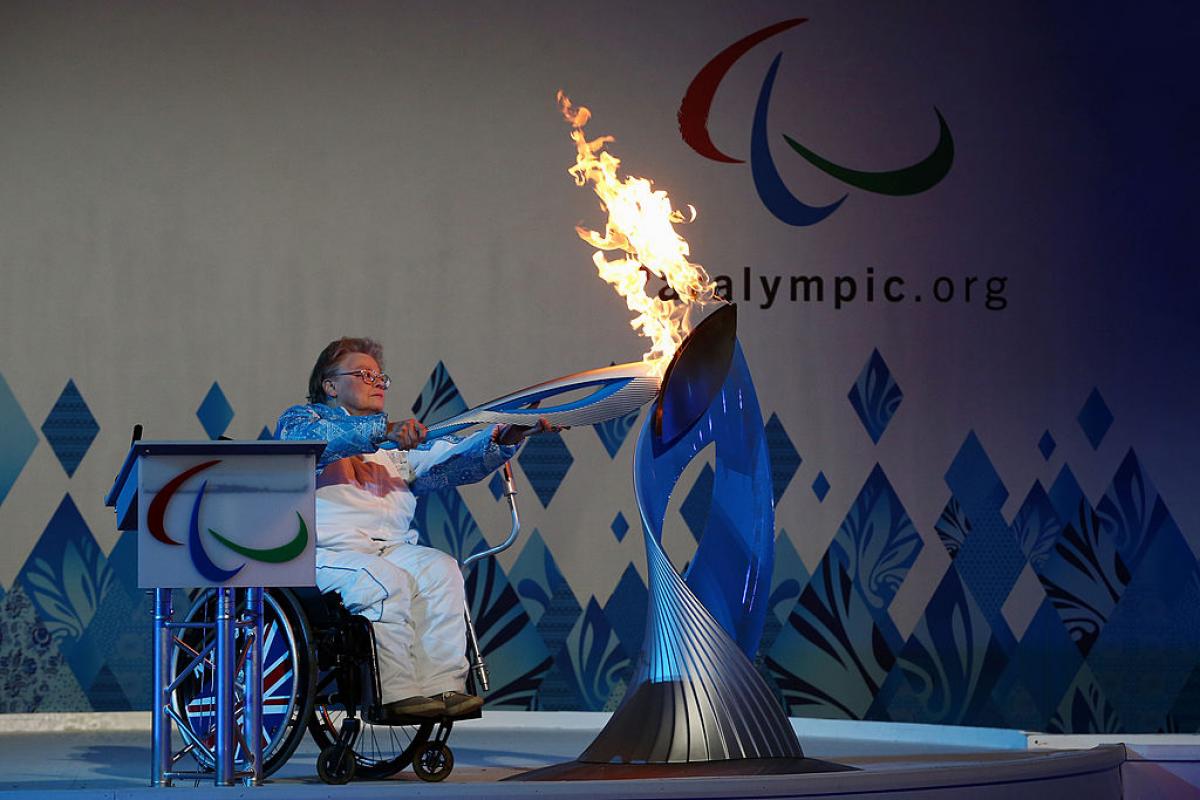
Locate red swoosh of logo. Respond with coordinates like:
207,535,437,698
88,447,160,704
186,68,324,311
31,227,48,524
678,17,808,164
147,459,220,545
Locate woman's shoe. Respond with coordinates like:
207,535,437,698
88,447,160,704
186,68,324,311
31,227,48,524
381,695,446,720
441,691,483,718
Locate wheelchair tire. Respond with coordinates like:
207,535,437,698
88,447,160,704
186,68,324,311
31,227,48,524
316,744,357,785
169,588,316,778
411,741,454,782
307,705,435,780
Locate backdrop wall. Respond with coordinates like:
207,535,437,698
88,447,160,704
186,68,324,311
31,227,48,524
2,1,1197,733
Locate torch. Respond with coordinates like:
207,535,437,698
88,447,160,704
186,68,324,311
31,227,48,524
418,303,735,441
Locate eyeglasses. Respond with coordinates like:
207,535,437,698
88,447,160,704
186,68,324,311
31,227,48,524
333,369,392,390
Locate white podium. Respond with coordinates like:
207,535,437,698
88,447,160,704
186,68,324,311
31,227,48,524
106,440,324,786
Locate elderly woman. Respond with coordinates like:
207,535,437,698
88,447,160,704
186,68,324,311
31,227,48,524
276,337,552,721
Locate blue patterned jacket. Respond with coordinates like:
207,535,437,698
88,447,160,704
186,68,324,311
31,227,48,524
275,403,517,494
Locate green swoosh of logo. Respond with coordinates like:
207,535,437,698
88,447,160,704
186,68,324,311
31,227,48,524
782,108,954,196
206,512,309,563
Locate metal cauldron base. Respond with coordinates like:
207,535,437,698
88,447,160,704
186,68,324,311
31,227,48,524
505,756,854,781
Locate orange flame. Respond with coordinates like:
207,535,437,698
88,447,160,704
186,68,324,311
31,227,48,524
559,91,715,374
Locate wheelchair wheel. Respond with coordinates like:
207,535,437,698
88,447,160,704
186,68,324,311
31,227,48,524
316,744,357,785
307,705,435,779
411,741,454,782
169,588,316,778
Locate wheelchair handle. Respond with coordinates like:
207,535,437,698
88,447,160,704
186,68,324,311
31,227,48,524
461,462,520,571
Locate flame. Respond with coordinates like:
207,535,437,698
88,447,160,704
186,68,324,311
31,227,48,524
559,91,715,374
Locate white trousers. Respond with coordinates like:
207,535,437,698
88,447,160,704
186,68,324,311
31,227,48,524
315,543,468,703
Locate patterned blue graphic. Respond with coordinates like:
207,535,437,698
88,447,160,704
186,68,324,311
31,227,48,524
411,361,468,426
679,462,714,543
848,349,903,444
1011,482,1062,570
609,512,629,543
990,601,1082,728
766,465,918,719
257,425,274,440
1077,388,1114,450
757,531,809,675
541,599,630,712
0,585,90,712
1038,502,1130,657
944,432,1024,631
1047,663,1122,734
1049,463,1091,527
945,431,1009,513
0,372,38,505
16,495,114,646
1086,505,1200,732
592,407,640,458
195,381,234,440
936,498,971,560
14,494,123,705
41,379,99,478
1038,430,1057,461
764,413,802,504
885,570,1009,726
487,471,505,500
601,566,648,672
508,529,582,659
829,465,922,611
1096,449,1170,570
73,582,140,710
766,553,902,719
812,471,830,502
516,431,573,508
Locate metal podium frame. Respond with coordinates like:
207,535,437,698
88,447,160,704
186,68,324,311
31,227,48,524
106,439,323,787
149,586,265,785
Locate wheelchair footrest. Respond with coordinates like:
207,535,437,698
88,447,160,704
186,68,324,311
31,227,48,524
363,708,481,726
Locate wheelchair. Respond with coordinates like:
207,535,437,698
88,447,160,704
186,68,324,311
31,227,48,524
166,464,520,785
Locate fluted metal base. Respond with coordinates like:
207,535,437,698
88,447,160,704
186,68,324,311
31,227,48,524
507,756,854,782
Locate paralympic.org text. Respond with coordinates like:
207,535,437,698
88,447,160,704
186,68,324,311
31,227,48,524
657,267,1009,311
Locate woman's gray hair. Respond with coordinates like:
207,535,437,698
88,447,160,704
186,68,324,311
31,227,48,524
307,337,384,404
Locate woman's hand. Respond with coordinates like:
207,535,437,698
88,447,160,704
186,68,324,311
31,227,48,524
386,418,427,450
494,417,566,447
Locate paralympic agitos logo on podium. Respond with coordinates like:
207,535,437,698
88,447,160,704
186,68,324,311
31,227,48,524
677,18,954,227
147,460,309,583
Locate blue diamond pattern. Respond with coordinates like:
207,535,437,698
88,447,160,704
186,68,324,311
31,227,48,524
517,431,573,507
610,512,629,543
196,382,234,440
1077,388,1113,450
412,361,468,426
847,349,903,444
603,565,648,662
945,431,1009,512
812,471,830,502
1038,430,1056,461
679,463,714,543
15,494,116,693
1048,464,1090,526
593,408,640,458
488,471,505,501
257,425,274,440
41,380,99,478
0,372,39,504
764,413,802,504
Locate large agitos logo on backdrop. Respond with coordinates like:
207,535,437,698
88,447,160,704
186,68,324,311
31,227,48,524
678,18,954,226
